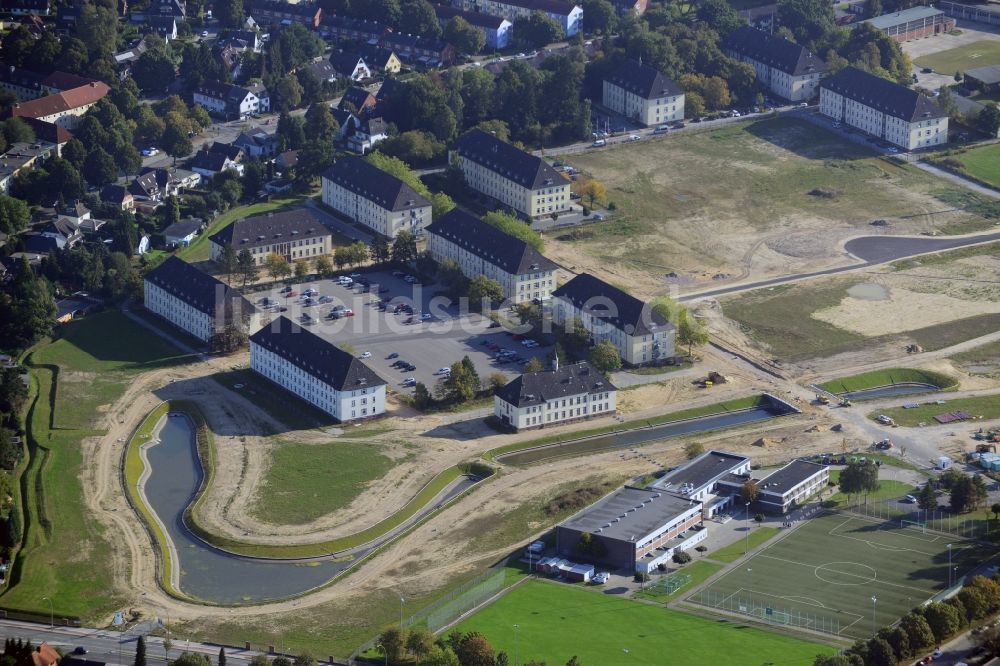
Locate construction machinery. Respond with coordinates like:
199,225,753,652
816,394,831,405
839,398,852,407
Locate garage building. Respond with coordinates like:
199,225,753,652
861,6,955,42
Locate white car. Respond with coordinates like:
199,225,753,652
402,377,416,386
420,313,432,320
627,134,641,142
336,276,353,285
360,351,371,358
435,367,451,375
592,572,610,584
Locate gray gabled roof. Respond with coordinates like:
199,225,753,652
966,65,1000,86
425,209,557,276
723,26,827,77
863,5,944,29
821,66,947,122
144,255,252,318
454,129,569,191
604,60,683,99
249,316,386,391
552,273,672,337
495,361,615,408
320,157,431,212
209,207,330,249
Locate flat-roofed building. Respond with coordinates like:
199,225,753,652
723,26,826,102
556,486,705,573
494,360,616,431
250,316,386,422
143,256,254,342
820,66,948,150
651,449,752,517
862,6,954,42
320,157,432,238
425,209,557,304
602,60,684,126
754,459,830,513
451,129,570,219
208,208,333,265
551,273,675,366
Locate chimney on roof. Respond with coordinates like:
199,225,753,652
552,354,559,372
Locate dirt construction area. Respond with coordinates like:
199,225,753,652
548,116,983,299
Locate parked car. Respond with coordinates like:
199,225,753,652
591,139,606,147
360,351,371,358
392,270,405,277
420,313,432,320
402,377,416,386
280,286,292,293
627,134,641,142
387,352,400,359
592,572,610,584
435,367,451,375
343,309,355,316
73,648,88,655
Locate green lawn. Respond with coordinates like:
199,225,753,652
945,143,1000,189
825,480,916,509
951,339,1000,378
915,40,1000,77
872,393,1000,427
633,560,723,602
707,526,780,564
250,440,393,525
1,311,189,620
454,580,835,665
819,368,957,395
176,196,305,263
692,512,998,640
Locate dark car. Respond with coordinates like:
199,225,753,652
73,648,88,655
921,67,933,73
488,321,501,328
280,286,292,293
387,352,400,359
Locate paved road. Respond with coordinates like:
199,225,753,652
914,161,1000,199
680,230,1000,301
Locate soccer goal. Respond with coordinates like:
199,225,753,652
901,519,928,533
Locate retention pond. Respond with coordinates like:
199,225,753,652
839,383,940,402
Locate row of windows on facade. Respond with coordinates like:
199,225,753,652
517,391,612,414
521,402,612,426
637,513,700,550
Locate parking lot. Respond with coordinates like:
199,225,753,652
253,270,553,395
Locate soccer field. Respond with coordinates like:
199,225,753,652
453,579,834,665
914,40,1000,75
690,512,998,639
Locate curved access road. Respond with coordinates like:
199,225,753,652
679,230,1000,302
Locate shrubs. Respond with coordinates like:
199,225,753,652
544,486,607,516
672,550,692,564
634,572,650,583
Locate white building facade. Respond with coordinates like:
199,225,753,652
602,61,684,126
320,158,432,238
723,26,827,102
494,361,617,431
208,208,333,266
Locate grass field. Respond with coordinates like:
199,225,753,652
915,41,1000,77
633,560,723,602
556,117,978,288
872,393,1000,427
951,339,1000,378
176,196,305,263
819,368,957,394
0,311,188,619
454,580,835,665
942,143,1000,189
708,526,781,564
690,512,998,640
250,439,393,525
825,480,916,509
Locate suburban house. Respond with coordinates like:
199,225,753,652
425,208,558,304
129,171,163,202
40,217,83,248
723,26,827,102
190,147,244,177
862,6,954,42
137,166,201,197
602,60,684,126
494,360,616,431
6,81,111,129
380,33,456,67
357,45,402,74
452,129,571,219
143,255,254,342
208,208,333,265
192,80,269,119
250,316,386,422
218,29,262,51
0,0,49,15
30,644,60,666
113,40,149,79
318,14,388,44
300,58,339,84
247,0,321,27
820,66,948,150
339,87,377,115
345,116,388,154
434,5,512,49
329,51,372,81
163,218,203,247
233,129,279,157
275,149,299,173
154,0,185,18
99,185,135,211
454,0,582,37
552,273,676,366
150,15,178,41
320,157,432,238
0,141,56,195
555,485,704,574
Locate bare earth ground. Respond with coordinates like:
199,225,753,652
545,118,980,300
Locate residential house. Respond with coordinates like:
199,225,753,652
300,57,339,84
250,316,386,422
163,218,203,246
150,15,178,42
6,81,111,129
451,128,571,219
113,40,149,80
339,86,376,115
40,217,83,248
425,208,558,303
208,208,333,265
137,166,201,196
329,51,371,81
380,33,455,67
59,200,91,226
862,6,954,42
375,77,405,108
193,80,270,119
454,0,582,37
357,45,402,74
723,26,827,102
21,233,64,254
218,29,262,51
31,643,60,666
0,140,56,194
494,360,616,431
99,185,135,211
321,157,432,238
190,144,245,177
552,272,676,366
217,44,244,80
433,5,512,49
345,116,387,154
611,0,645,15
0,0,49,15
331,108,360,140
247,0,321,27
820,66,948,150
144,256,254,342
233,129,279,157
275,149,298,173
602,60,684,126
317,13,388,44
129,171,163,202
154,0,185,18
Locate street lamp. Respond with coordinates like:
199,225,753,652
399,595,405,629
747,567,753,614
41,597,53,628
745,502,752,556
947,544,953,588
513,624,519,666
871,596,878,637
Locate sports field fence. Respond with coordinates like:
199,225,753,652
841,498,994,541
691,588,844,636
